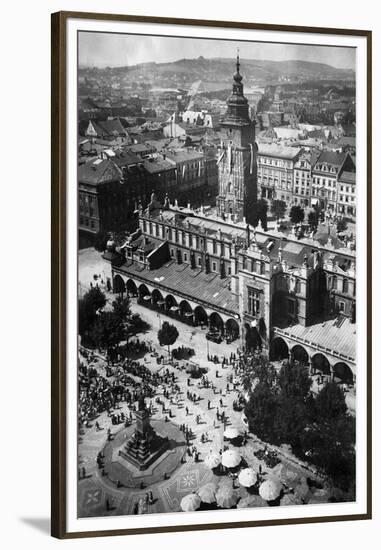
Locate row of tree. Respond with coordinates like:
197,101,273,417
244,356,355,492
269,199,348,232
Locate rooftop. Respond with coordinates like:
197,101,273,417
116,259,239,316
78,158,122,185
315,150,347,168
165,150,205,163
339,171,356,184
274,315,356,366
257,143,302,160
143,158,176,174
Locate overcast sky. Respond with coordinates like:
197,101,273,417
79,32,355,70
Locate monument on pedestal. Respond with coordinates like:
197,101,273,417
119,394,170,471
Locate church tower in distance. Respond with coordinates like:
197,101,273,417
217,53,257,224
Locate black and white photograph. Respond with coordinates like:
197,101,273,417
76,27,361,522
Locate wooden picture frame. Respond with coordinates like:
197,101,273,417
51,10,372,539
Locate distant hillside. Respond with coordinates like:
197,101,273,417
79,56,355,86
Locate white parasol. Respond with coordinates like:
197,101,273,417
224,427,241,440
221,449,241,468
259,476,282,501
215,484,239,508
238,467,257,488
204,451,221,469
180,493,201,512
198,482,218,504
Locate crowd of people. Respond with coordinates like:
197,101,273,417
78,333,251,517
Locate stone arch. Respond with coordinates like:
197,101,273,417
333,362,354,384
151,288,164,306
194,305,208,327
225,318,240,341
179,300,192,315
291,344,309,366
126,278,137,297
245,323,263,352
113,274,126,295
270,336,289,360
179,300,193,324
209,312,224,334
138,283,150,300
311,353,331,376
165,294,178,311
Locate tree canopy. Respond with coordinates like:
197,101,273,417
112,295,131,323
93,231,109,253
271,199,287,220
158,321,179,357
244,357,355,492
78,287,107,343
308,210,319,230
337,218,348,233
289,205,305,224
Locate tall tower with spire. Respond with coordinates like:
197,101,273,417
217,53,257,223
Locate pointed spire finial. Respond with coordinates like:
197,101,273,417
236,47,240,73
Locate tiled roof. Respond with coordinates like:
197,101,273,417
257,143,302,160
113,150,141,167
115,259,239,316
339,171,356,184
143,158,175,174
315,150,347,167
274,316,356,366
78,159,122,185
165,150,204,163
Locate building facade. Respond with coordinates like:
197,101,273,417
311,151,355,214
257,144,302,203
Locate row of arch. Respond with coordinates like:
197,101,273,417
270,336,354,384
114,275,240,341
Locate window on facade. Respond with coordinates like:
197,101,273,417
248,288,260,316
295,279,301,293
213,240,217,254
197,257,202,266
287,298,295,316
184,253,188,262
332,276,337,290
339,301,345,312
170,248,174,257
343,278,349,293
139,252,144,262
212,262,217,272
228,267,232,275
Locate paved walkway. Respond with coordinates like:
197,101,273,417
78,248,350,518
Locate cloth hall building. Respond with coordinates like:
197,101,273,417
105,58,357,385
